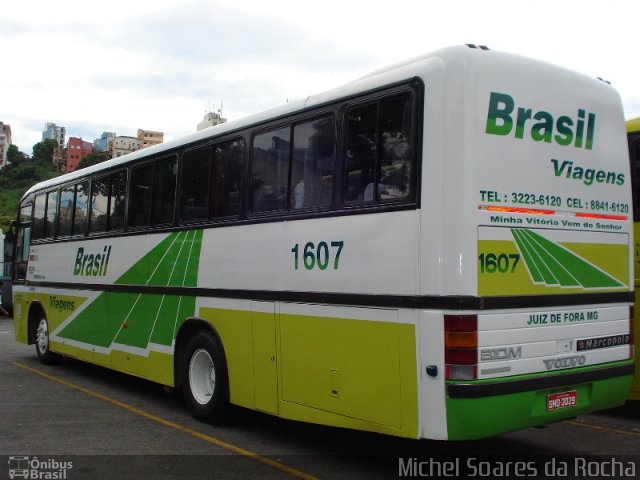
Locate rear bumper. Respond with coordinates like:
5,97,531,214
448,363,634,398
445,362,634,440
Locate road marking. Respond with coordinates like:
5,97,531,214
12,361,319,480
564,419,640,437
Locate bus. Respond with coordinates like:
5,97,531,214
627,116,640,401
1,225,15,314
11,45,634,440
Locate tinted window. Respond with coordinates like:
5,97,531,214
45,191,58,238
379,95,413,201
213,139,244,217
181,147,210,222
129,163,154,227
58,186,75,236
90,177,109,233
345,104,377,203
15,203,32,279
73,182,89,235
110,171,127,231
344,92,414,204
152,156,177,225
251,127,290,213
32,194,46,239
291,116,335,209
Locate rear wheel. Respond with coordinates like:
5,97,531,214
182,330,231,423
35,315,61,365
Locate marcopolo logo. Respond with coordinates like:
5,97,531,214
485,91,595,150
73,245,112,277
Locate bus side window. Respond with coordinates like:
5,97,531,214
45,190,58,238
90,176,109,233
291,116,335,210
344,92,414,205
129,163,154,227
109,171,127,231
14,203,32,281
32,194,46,240
152,156,177,226
58,186,75,237
213,139,244,218
250,127,290,213
73,181,89,235
180,146,211,222
345,103,377,203
379,94,413,201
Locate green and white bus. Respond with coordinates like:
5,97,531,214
11,45,634,440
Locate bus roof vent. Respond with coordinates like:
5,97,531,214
466,44,490,50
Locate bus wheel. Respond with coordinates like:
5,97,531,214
35,315,61,365
182,331,231,423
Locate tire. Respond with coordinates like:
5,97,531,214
35,315,62,365
182,330,231,423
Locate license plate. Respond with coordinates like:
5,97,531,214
547,391,577,411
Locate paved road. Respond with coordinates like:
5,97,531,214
1,315,638,479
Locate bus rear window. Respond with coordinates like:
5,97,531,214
345,92,414,204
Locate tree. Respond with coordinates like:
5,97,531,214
0,142,59,233
32,139,59,165
78,151,110,170
6,144,29,165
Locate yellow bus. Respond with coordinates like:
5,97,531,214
10,45,635,440
627,116,640,400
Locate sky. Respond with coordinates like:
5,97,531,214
2,0,639,154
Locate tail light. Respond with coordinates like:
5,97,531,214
445,314,478,380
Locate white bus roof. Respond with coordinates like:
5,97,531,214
22,44,613,200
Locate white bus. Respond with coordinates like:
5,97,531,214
11,45,634,440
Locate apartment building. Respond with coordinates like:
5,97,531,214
137,129,164,149
0,122,11,169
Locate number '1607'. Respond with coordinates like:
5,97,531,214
292,241,344,270
478,253,520,273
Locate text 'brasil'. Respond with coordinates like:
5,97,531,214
73,246,112,277
485,92,595,149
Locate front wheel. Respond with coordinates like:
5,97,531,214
182,330,231,423
35,315,61,365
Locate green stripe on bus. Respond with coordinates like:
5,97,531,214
57,230,203,350
511,228,623,289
